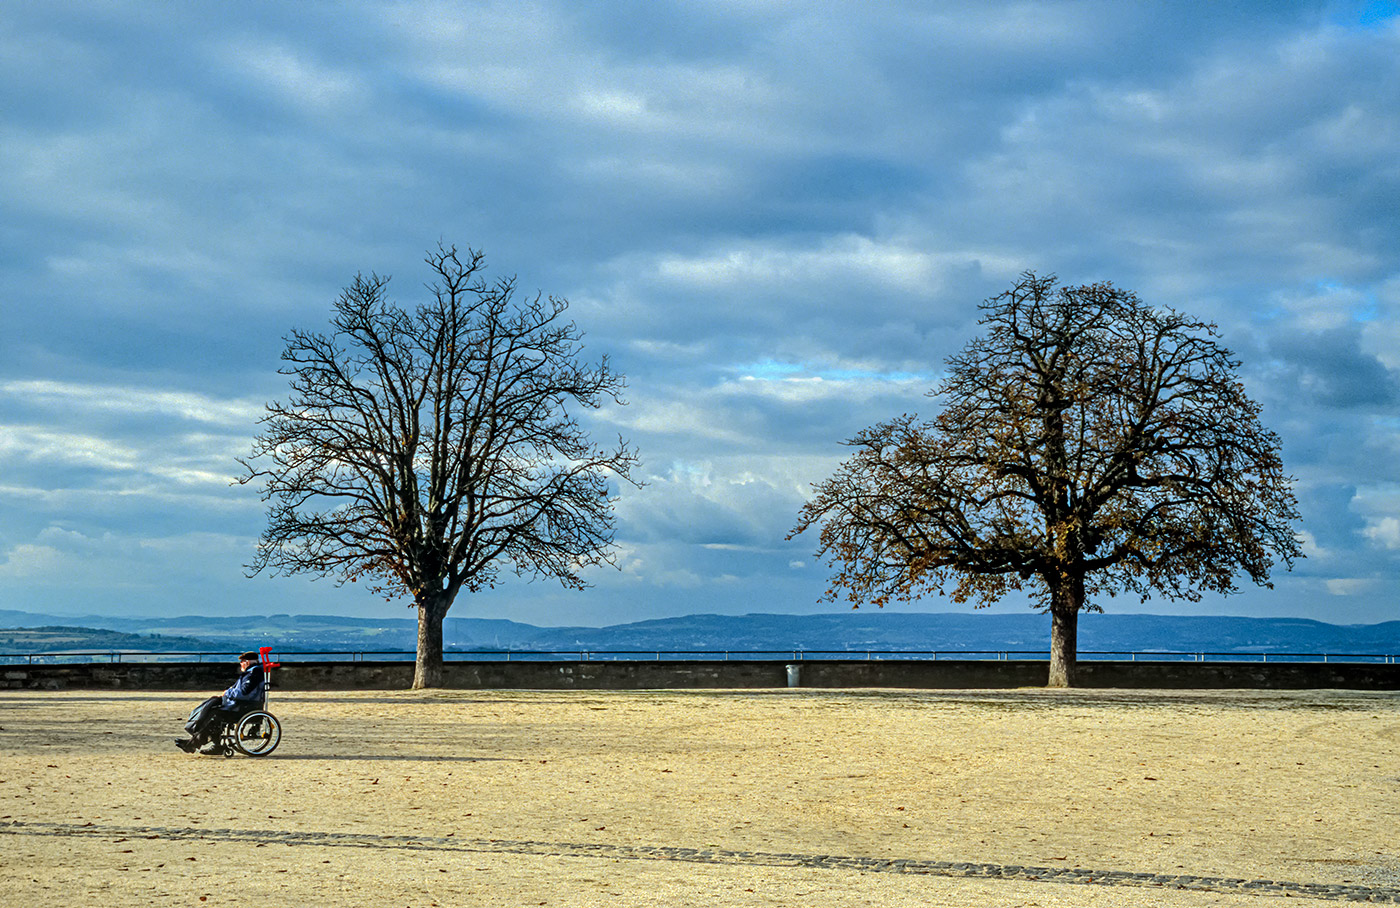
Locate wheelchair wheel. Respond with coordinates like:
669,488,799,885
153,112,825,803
231,711,281,757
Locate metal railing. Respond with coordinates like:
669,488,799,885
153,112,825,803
2,649,1398,665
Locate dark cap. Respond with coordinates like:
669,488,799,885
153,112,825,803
239,651,259,662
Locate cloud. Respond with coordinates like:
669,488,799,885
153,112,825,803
0,426,142,473
2,380,263,426
1362,516,1400,549
215,38,366,113
600,399,753,447
1325,577,1378,596
1295,529,1330,560
619,458,817,547
0,525,255,599
0,380,259,494
1,1,1398,625
0,541,73,580
648,235,997,296
1250,323,1400,410
947,19,1400,296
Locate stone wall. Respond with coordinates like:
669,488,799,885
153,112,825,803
4,658,1398,691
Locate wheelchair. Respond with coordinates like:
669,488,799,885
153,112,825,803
190,648,283,758
206,703,282,757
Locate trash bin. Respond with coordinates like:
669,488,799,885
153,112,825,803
785,663,801,687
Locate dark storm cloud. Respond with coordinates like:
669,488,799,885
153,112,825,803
1259,325,1400,410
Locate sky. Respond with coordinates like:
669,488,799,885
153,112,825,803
1,1,1398,628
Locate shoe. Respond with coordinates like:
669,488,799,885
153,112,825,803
197,743,224,756
175,738,196,753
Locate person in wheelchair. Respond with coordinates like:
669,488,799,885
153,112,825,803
176,651,265,754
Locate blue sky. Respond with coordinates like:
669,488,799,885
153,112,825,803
1,1,1398,626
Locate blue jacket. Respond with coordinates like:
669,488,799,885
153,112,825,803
221,664,265,710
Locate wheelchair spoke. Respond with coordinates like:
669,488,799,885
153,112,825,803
230,711,282,757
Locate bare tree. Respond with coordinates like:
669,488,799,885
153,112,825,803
239,245,640,688
791,273,1301,687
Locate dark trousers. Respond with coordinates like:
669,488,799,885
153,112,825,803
184,697,229,743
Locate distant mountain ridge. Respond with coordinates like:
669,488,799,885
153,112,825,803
2,609,1398,655
0,625,214,653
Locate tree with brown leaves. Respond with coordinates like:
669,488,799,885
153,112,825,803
239,245,640,688
791,273,1301,687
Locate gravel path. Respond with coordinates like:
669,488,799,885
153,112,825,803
3,687,1398,906
4,819,1400,902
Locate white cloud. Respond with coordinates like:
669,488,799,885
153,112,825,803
218,39,365,111
2,380,262,426
0,482,255,514
1363,516,1400,550
0,382,258,503
599,399,752,445
717,373,929,405
0,423,241,490
0,426,141,472
0,526,249,585
1325,577,1378,596
1295,529,1331,560
650,235,993,295
0,542,68,579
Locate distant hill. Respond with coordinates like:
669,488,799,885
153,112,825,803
0,625,216,653
2,608,1398,655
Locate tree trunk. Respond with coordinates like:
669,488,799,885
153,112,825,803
1046,571,1085,688
1047,606,1078,688
412,595,449,689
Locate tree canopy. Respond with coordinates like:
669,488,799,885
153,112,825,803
791,273,1301,686
239,245,639,687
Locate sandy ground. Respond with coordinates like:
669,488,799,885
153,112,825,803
2,686,1399,907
